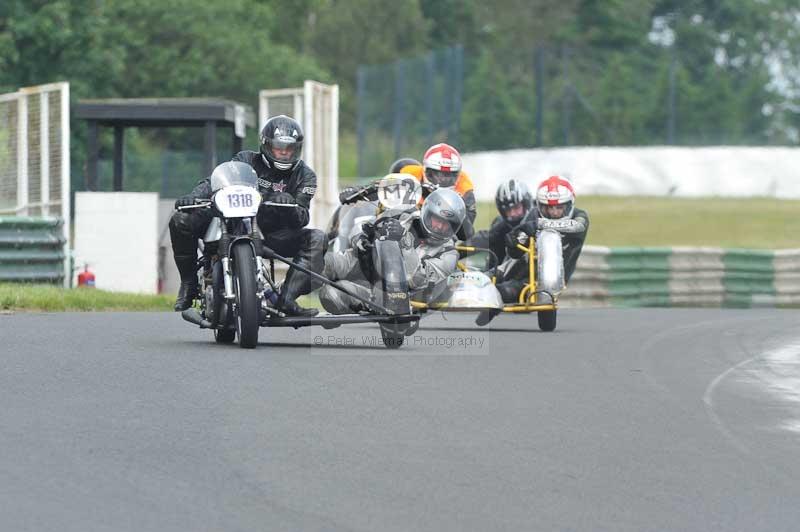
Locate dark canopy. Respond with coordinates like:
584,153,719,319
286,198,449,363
75,98,256,191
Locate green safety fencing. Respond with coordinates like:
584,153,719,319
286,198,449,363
562,246,800,308
0,217,66,284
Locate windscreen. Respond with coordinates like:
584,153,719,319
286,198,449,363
209,161,258,191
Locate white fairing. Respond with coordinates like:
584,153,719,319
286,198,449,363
204,217,222,243
213,185,260,218
430,271,504,310
536,229,565,304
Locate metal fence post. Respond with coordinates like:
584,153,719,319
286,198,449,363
393,60,405,158
667,52,677,144
40,91,50,217
425,52,435,146
356,66,366,178
16,93,28,216
561,45,572,146
534,46,544,147
61,83,71,287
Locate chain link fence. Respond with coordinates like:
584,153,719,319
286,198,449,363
0,82,71,285
356,44,795,177
0,83,70,218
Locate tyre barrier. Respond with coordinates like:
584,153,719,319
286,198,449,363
562,246,800,308
0,217,66,283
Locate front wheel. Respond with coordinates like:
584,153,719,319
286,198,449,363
232,242,260,348
214,328,236,344
379,323,404,349
537,309,557,332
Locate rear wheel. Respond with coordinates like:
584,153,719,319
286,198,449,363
232,242,260,348
537,309,557,332
379,323,404,349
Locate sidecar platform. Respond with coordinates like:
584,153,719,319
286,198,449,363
262,312,419,330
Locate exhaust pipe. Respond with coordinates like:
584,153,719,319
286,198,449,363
181,308,213,329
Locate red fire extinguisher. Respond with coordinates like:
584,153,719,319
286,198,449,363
78,265,96,288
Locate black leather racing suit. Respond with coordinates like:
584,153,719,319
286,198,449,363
168,150,326,302
468,215,516,265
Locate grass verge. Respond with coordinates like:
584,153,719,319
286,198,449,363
0,284,173,312
477,196,800,249
0,283,323,313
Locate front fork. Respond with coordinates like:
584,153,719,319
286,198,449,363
219,222,235,300
221,217,265,301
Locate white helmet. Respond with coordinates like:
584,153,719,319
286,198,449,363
535,175,575,219
422,143,462,187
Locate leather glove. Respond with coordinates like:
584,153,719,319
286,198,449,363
353,233,373,254
174,196,196,209
339,186,363,204
264,191,295,205
517,218,538,237
360,221,376,242
375,218,404,241
505,231,525,250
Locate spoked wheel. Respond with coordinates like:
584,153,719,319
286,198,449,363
379,323,404,349
537,309,557,332
214,328,236,344
232,242,260,348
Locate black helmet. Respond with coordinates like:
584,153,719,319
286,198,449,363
495,178,532,223
389,157,420,174
260,115,303,171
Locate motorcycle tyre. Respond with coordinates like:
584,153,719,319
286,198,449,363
537,309,557,332
232,242,260,349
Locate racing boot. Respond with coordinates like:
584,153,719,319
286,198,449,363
173,255,199,312
277,267,319,317
497,279,526,304
475,309,500,327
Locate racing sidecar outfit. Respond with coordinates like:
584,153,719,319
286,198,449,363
169,150,325,313
495,207,590,303
319,225,459,314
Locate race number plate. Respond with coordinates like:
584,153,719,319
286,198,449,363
214,186,260,217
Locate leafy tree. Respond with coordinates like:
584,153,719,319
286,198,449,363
300,0,430,130
460,48,531,151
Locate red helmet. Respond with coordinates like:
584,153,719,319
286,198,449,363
535,176,575,219
422,143,462,187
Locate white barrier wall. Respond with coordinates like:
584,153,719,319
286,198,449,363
74,192,159,293
461,146,800,201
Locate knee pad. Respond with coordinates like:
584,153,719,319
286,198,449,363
169,213,197,255
169,212,193,235
303,228,327,253
319,284,349,314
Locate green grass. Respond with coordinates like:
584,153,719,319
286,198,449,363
0,284,173,312
476,196,800,249
0,282,324,313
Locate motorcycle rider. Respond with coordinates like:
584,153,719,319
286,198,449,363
327,158,422,242
319,187,466,314
389,157,420,175
338,144,476,240
495,175,589,303
469,178,533,264
169,114,324,317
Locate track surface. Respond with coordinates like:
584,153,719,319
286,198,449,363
2,309,800,531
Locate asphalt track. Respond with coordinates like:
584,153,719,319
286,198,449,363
2,308,800,531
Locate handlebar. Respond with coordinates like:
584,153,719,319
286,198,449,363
176,200,212,211
262,201,299,208
342,184,377,204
